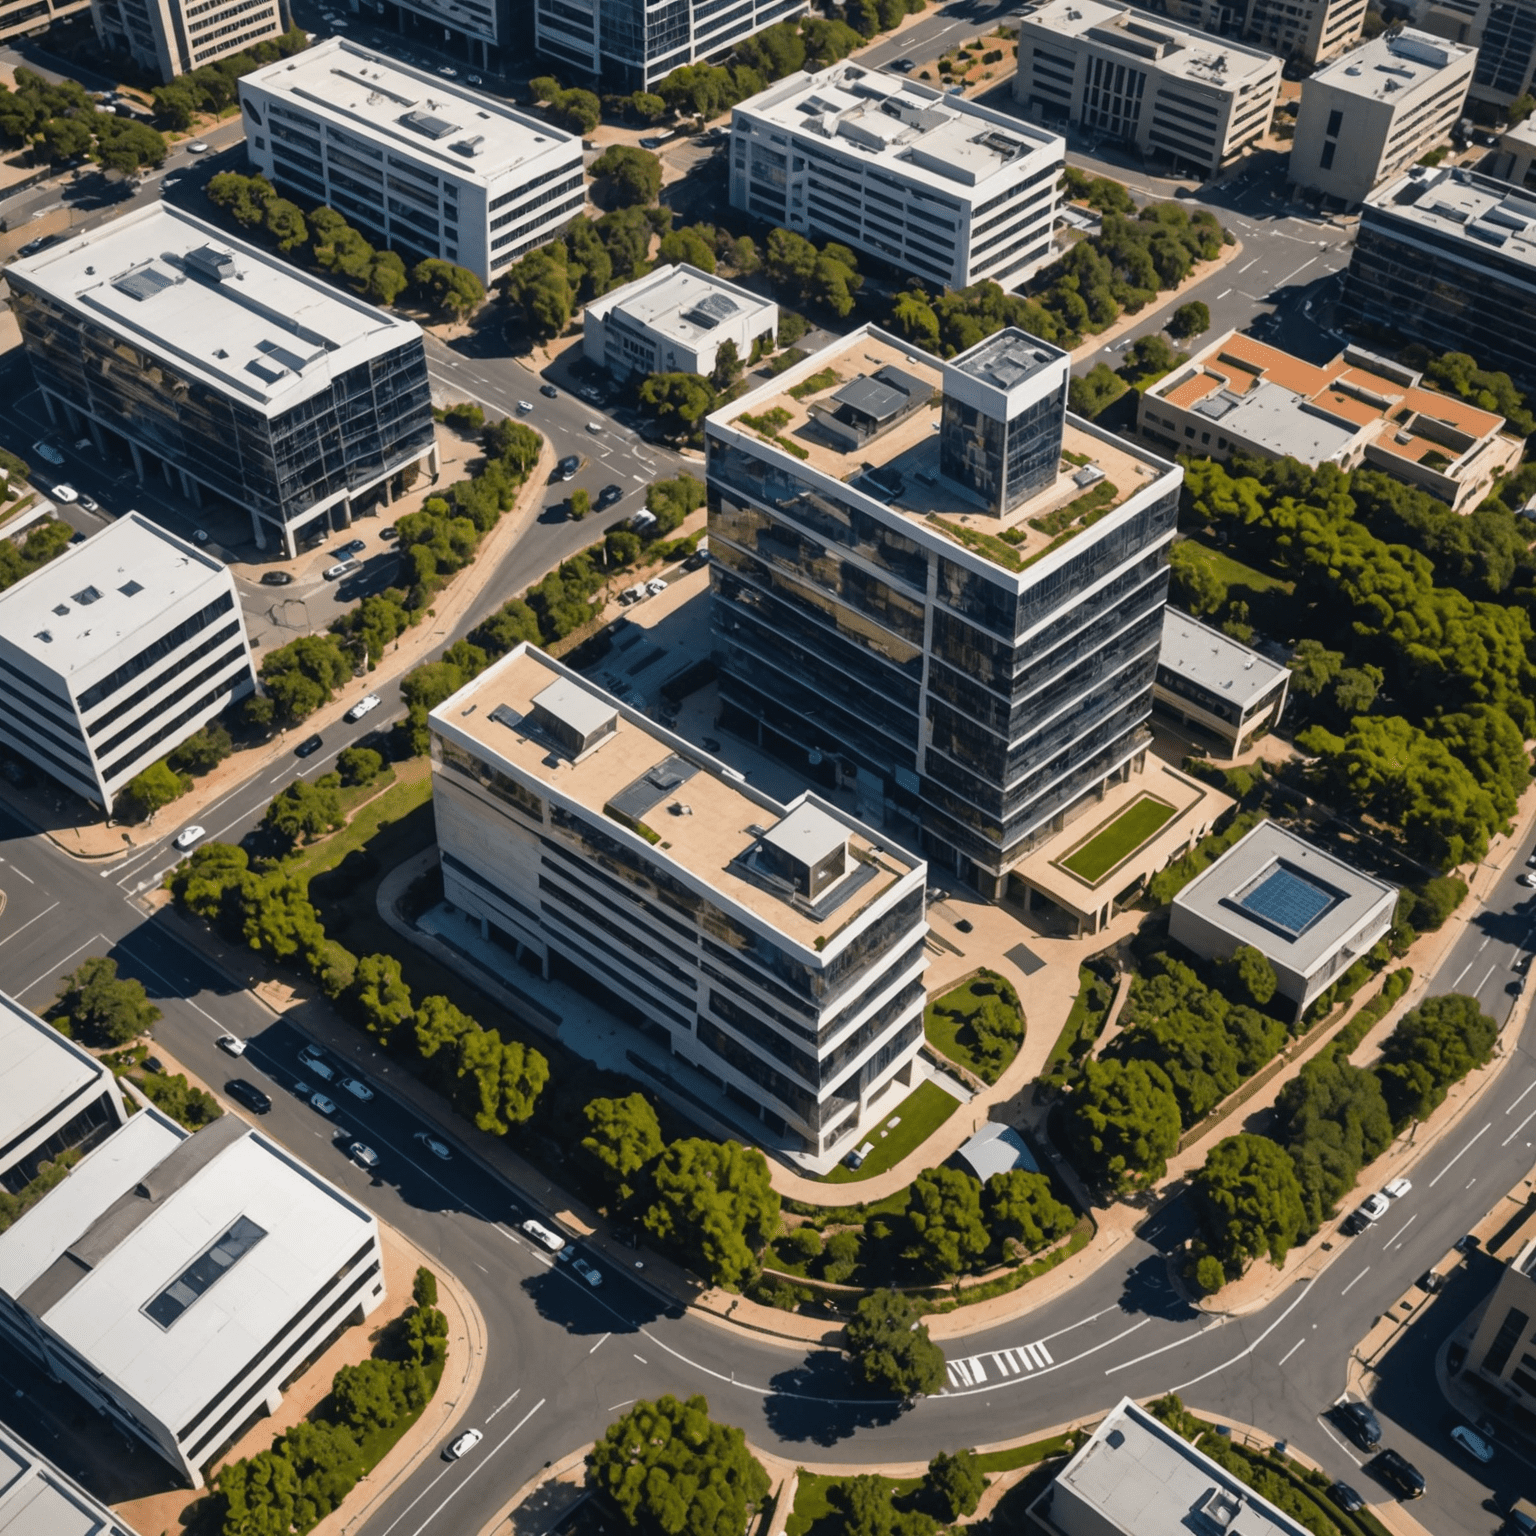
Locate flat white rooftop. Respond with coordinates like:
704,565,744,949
1159,611,1289,711
737,64,1062,193
1310,27,1474,100
0,1114,376,1438
0,514,231,676
1024,0,1280,87
588,264,776,347
0,994,108,1158
0,1419,140,1536
6,203,423,412
1367,165,1536,273
240,38,579,188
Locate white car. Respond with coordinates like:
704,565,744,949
341,1076,374,1102
1383,1177,1412,1199
350,1142,379,1168
1450,1425,1494,1463
645,577,668,596
310,1092,337,1115
516,399,533,413
51,482,79,503
188,140,209,152
1521,873,1536,888
522,1218,565,1253
1358,1192,1391,1222
216,1034,247,1056
345,694,381,722
414,1131,452,1160
32,439,65,466
324,559,359,580
573,1256,603,1287
445,1428,482,1460
585,420,603,434
173,824,206,851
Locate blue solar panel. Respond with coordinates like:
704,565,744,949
1239,867,1334,936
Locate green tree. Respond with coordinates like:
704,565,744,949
1228,945,1278,1007
569,486,591,520
260,634,354,725
1064,1057,1182,1189
1376,993,1497,1125
590,144,663,207
482,417,543,474
208,169,274,227
504,243,575,339
888,289,941,353
630,90,667,121
41,114,93,162
835,1476,937,1536
242,870,325,962
591,1395,768,1536
412,258,486,317
710,338,743,392
900,1166,990,1277
171,842,252,926
582,1093,664,1204
1068,362,1129,420
1331,664,1383,717
844,1289,946,1397
1288,638,1344,700
1274,1048,1394,1229
119,758,189,821
152,83,198,128
338,745,384,786
657,224,716,272
1169,300,1211,339
136,1068,223,1129
169,722,233,776
1168,541,1226,617
737,19,807,78
263,196,308,251
354,953,415,1048
984,1169,1074,1252
643,1139,779,1288
639,372,718,437
1191,1133,1308,1272
264,776,344,847
52,956,161,1046
926,1449,986,1520
96,118,168,173
1405,876,1466,932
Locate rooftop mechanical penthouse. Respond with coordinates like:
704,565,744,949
428,645,929,1161
705,324,1183,897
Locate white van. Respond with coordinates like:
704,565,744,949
522,1218,565,1254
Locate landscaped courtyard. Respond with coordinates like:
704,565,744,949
1058,794,1177,884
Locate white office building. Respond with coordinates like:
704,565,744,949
91,0,285,83
1291,29,1476,204
1161,0,1367,67
7,204,438,557
0,991,127,1191
1016,0,1281,177
429,645,930,1161
0,515,254,813
584,264,779,382
536,0,806,92
1408,0,1536,105
240,39,587,283
1,0,90,49
0,1112,385,1488
0,1418,143,1536
731,64,1064,291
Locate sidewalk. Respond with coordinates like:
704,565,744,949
36,437,554,862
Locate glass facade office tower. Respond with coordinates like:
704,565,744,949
706,326,1182,898
7,204,437,556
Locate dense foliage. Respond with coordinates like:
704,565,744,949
1062,1057,1182,1189
844,1289,947,1397
0,517,72,593
0,66,167,169
48,956,160,1047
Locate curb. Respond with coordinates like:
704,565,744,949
473,1442,593,1536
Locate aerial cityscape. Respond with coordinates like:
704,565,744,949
0,0,1533,1531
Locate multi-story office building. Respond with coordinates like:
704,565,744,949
91,0,285,83
536,0,805,91
7,204,437,557
0,515,254,813
240,39,587,284
1409,0,1536,105
1162,0,1366,67
1468,1216,1536,1407
0,1111,384,1488
0,0,89,49
1014,0,1281,178
1139,328,1524,509
1153,611,1290,757
705,325,1183,897
0,1418,143,1536
0,991,127,1191
731,65,1064,291
429,645,929,1160
584,263,778,382
1291,30,1476,205
1492,113,1536,189
1343,164,1536,386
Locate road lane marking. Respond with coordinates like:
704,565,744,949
1169,1280,1313,1394
1278,1338,1305,1366
934,1319,1149,1399
607,1399,635,1412
0,860,35,884
1503,1106,1536,1145
1317,1417,1364,1467
397,1398,546,1536
1428,1123,1489,1186
1105,1320,1221,1375
634,1353,648,1364
1507,1079,1536,1113
590,1332,610,1354
1341,1267,1370,1296
485,1388,520,1421
947,1335,1056,1387
0,899,60,948
1384,1214,1416,1250
14,933,103,996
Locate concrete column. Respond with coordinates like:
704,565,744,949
427,443,441,479
62,401,84,437
128,440,146,480
180,469,202,507
379,477,393,507
335,494,353,529
161,457,175,489
87,416,106,455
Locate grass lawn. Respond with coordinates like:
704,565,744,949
1060,795,1176,883
286,759,431,888
821,1079,960,1184
786,1472,924,1536
924,971,1024,1084
1042,963,1117,1077
1178,537,1293,595
974,1432,1077,1473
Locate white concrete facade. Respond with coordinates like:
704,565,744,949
239,39,587,283
1015,0,1281,176
0,1113,385,1488
1162,0,1367,66
731,64,1064,290
0,515,254,812
0,1418,142,1536
91,0,285,82
1292,28,1477,204
583,263,779,382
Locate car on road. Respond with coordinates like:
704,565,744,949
261,569,294,585
349,1142,380,1168
1450,1425,1494,1463
310,1092,337,1115
1383,1177,1411,1199
890,56,916,71
1525,850,1536,866
380,525,398,540
78,493,99,512
558,454,580,480
1326,1484,1363,1514
522,1218,565,1253
216,1034,247,1056
1357,1192,1390,1222
444,1428,482,1460
31,439,65,465
188,140,209,152
585,420,603,434
341,1076,374,1102
324,558,359,580
517,399,534,413
540,383,559,398
467,72,482,83
638,133,672,148
1521,872,1536,887
345,694,381,722
226,1078,272,1114
437,64,458,76
163,173,182,187
173,824,206,851
414,1131,452,1160
295,734,324,757
339,537,366,555
573,1256,603,1287
1371,1448,1425,1499
1336,1401,1381,1450
683,547,710,571
51,482,79,502
597,483,623,508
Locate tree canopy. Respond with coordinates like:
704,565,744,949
1191,1133,1308,1272
51,956,162,1046
844,1289,947,1397
643,1139,779,1288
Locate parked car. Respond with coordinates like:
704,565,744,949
1357,1192,1391,1222
380,525,399,541
51,482,79,503
1383,1177,1411,1199
1336,1401,1381,1450
310,1092,337,1115
339,537,366,555
216,1034,247,1056
437,64,458,76
1455,1233,1482,1254
1327,1484,1363,1514
19,236,61,259
683,547,710,572
350,1142,380,1168
345,693,381,722
597,483,624,508
522,1218,565,1253
891,56,916,71
414,1131,452,1160
540,383,559,398
1371,1448,1425,1499
1416,1269,1447,1294
1450,1425,1494,1463
261,570,294,585
226,1078,272,1114
78,494,99,512
173,824,206,851
31,439,65,465
1506,1498,1536,1536
295,734,324,757
645,577,668,596
341,1076,374,1102
444,1428,482,1460
324,558,359,580
467,72,482,83
573,1256,603,1287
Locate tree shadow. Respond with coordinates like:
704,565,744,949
1118,1252,1198,1322
518,1262,671,1334
759,1351,906,1446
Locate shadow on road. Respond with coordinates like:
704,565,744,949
760,1352,906,1446
1119,1252,1198,1322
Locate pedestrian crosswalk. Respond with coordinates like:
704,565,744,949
945,1338,1054,1388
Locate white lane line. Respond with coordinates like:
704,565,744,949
607,1399,635,1412
1450,957,1475,989
1503,1105,1536,1146
1106,1320,1221,1375
13,933,103,996
1239,257,1259,271
1278,1338,1305,1367
589,1332,611,1354
0,860,35,884
484,1388,520,1422
634,1353,648,1365
1317,1417,1364,1467
931,1319,1152,1401
1341,1267,1370,1296
397,1398,546,1536
1385,1213,1417,1251
1507,1079,1536,1113
0,900,61,948
1475,963,1497,995
1215,287,1232,299
117,942,225,1031
1428,1123,1489,1187
1169,1281,1314,1394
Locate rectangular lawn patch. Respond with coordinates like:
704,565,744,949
821,1079,960,1184
1059,795,1176,884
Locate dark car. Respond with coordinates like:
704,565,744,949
226,1078,272,1114
683,548,710,571
558,454,580,481
597,483,624,508
18,234,60,258
890,55,916,71
380,525,399,541
339,537,366,555
295,734,324,757
1371,1448,1425,1499
540,383,560,398
261,570,294,586
1336,1401,1381,1450
1341,1210,1370,1236
1327,1484,1363,1514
